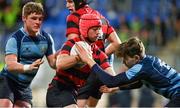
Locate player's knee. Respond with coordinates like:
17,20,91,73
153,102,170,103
14,100,31,108
0,99,13,107
77,99,88,108
87,97,99,107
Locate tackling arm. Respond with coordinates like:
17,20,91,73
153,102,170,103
119,80,143,90
92,64,134,88
47,54,56,69
67,33,79,40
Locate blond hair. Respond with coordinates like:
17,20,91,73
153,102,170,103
22,2,44,17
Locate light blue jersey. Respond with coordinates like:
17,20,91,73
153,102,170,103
1,27,55,87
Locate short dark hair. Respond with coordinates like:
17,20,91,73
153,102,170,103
116,37,145,59
73,0,87,10
22,2,44,17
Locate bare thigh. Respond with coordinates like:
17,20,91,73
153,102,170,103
64,104,78,108
77,99,88,108
14,100,31,108
77,97,99,108
87,96,99,107
0,99,13,107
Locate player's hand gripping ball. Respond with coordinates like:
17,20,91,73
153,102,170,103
70,41,92,67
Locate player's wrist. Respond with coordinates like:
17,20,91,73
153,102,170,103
87,59,96,68
23,64,31,72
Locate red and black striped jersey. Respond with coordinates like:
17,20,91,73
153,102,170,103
54,37,110,88
66,5,115,51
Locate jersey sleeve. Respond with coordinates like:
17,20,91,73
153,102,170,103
119,80,143,90
46,34,56,56
125,64,142,80
5,37,18,55
59,40,73,55
105,18,115,37
66,14,80,37
91,63,143,88
101,16,115,39
99,51,110,69
91,64,129,87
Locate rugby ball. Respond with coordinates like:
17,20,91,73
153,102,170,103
70,41,92,68
70,41,92,56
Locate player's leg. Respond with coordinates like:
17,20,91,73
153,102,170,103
87,96,99,107
77,72,103,107
11,78,32,107
64,104,78,108
86,78,103,107
46,79,78,107
77,72,99,107
14,100,31,107
77,82,92,108
165,94,180,107
77,99,88,108
86,54,112,107
0,75,14,107
0,99,13,107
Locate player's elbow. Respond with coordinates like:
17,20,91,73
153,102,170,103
49,63,56,69
56,61,70,70
56,56,65,70
56,64,64,70
6,65,12,72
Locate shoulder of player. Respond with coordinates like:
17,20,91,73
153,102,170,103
65,37,81,46
37,30,52,41
11,29,25,41
67,12,81,20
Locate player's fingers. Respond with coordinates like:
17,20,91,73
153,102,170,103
39,60,44,64
75,43,83,53
33,61,43,67
35,59,41,63
35,59,44,65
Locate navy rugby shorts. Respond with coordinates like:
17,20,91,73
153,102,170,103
46,79,78,107
0,75,32,105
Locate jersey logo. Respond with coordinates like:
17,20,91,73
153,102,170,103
23,47,31,53
40,46,47,54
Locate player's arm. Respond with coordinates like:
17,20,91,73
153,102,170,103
118,80,143,90
5,54,43,73
46,54,56,69
5,37,43,73
99,85,119,93
104,66,115,75
66,14,80,40
105,30,121,56
100,80,142,93
5,54,25,73
45,33,57,69
67,33,79,40
56,54,80,70
91,63,144,88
